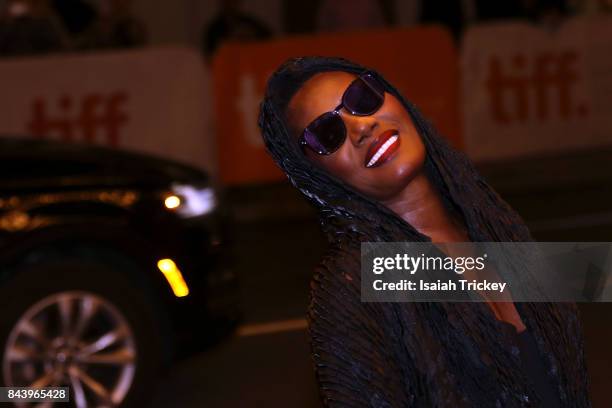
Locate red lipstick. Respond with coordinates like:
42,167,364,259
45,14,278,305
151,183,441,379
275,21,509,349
365,129,400,168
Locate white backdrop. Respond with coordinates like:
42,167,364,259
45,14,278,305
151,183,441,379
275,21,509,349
0,47,216,175
462,15,612,161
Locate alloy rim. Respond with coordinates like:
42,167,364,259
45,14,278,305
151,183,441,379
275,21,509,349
3,291,137,407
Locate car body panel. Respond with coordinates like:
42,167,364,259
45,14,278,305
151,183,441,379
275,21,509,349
0,136,240,352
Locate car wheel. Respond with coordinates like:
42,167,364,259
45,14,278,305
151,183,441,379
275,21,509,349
0,258,166,407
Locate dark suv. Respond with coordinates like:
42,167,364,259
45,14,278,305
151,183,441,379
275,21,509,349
0,136,240,407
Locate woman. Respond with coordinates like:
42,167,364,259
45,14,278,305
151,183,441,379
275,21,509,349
258,56,590,407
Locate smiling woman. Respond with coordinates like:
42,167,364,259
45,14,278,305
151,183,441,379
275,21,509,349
258,57,590,407
286,70,426,202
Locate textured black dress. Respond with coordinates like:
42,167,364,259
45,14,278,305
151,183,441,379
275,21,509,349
308,243,586,407
259,56,591,407
514,326,563,407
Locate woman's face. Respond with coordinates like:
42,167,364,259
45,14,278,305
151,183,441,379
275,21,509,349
286,71,426,201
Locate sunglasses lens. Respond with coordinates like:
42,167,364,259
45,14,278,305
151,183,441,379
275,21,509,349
303,112,346,155
343,74,384,115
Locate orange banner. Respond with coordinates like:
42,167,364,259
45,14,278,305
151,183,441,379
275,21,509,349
213,26,461,185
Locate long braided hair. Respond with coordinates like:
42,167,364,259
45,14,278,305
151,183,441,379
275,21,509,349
258,56,588,407
258,56,531,245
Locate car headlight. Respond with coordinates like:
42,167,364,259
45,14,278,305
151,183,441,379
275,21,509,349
165,184,217,217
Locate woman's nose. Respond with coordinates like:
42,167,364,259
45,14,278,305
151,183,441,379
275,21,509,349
343,114,378,147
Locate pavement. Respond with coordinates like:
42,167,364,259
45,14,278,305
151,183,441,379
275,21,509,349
151,215,326,408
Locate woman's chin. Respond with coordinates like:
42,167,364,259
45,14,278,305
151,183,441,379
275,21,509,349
368,156,425,200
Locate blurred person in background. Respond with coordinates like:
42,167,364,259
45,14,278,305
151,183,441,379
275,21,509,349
419,0,468,40
419,0,572,40
476,0,574,27
78,0,148,50
474,0,527,21
315,0,388,32
51,0,97,42
596,0,612,12
523,0,571,27
202,0,271,61
409,0,494,41
0,0,68,57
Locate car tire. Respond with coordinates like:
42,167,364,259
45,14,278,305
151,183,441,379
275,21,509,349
0,258,166,407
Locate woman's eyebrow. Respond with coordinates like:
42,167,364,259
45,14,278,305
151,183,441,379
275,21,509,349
308,91,344,123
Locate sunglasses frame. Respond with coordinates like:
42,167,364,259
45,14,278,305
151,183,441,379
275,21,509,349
298,72,385,155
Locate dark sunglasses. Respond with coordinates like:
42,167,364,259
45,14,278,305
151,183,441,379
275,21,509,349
299,72,385,155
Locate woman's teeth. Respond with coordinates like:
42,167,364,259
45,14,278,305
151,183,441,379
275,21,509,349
367,135,398,168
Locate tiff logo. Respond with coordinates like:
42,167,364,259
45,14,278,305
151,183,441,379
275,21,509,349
27,92,129,146
486,51,588,123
